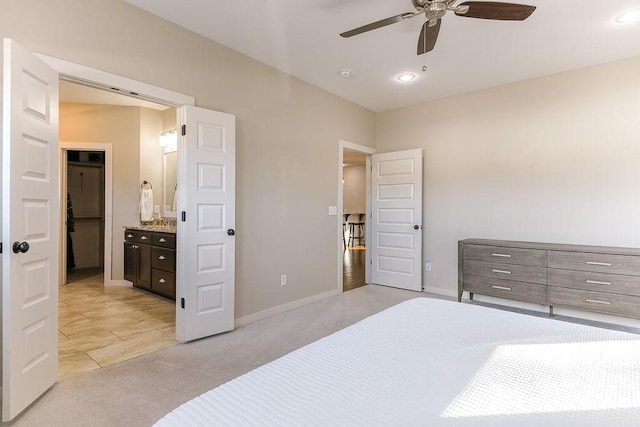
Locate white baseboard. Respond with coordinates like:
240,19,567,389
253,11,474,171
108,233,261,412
235,288,343,327
422,286,457,298
105,279,132,287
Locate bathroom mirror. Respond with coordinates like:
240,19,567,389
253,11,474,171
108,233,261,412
163,149,177,218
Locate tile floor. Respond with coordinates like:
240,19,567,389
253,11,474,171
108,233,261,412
58,273,176,380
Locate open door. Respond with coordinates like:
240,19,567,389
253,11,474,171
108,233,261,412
175,106,235,343
2,38,60,421
370,149,423,291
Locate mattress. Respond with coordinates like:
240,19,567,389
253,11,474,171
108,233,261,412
155,298,640,426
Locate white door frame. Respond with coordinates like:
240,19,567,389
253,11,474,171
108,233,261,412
35,53,194,108
337,139,375,291
37,53,195,287
33,54,194,317
59,142,115,285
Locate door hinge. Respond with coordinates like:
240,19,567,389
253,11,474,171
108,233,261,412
181,124,186,136
0,242,2,254
181,298,185,309
181,211,186,222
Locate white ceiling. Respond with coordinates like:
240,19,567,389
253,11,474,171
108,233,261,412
122,0,640,112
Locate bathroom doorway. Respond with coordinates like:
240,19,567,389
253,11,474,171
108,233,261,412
57,80,178,380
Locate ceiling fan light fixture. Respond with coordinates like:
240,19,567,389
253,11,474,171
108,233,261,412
615,8,640,24
397,73,416,82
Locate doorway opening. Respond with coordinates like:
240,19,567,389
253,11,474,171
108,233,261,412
343,151,367,292
57,80,178,380
65,150,105,285
338,140,375,293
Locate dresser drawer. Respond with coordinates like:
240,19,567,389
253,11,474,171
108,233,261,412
464,244,547,267
548,251,640,276
548,268,640,297
124,229,152,244
548,286,640,319
137,231,152,244
151,247,175,271
464,275,546,304
152,233,176,249
151,268,175,299
124,229,137,242
464,260,547,285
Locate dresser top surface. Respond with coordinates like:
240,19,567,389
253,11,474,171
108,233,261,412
459,239,640,256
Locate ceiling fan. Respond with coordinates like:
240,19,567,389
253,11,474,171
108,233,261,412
340,1,536,55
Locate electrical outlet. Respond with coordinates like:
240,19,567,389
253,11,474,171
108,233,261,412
280,274,287,286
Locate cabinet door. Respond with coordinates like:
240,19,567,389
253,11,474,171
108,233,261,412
124,242,137,283
137,244,152,290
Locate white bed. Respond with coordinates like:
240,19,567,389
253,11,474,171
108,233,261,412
155,298,640,426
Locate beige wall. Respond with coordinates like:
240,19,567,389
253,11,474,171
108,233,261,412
139,108,164,213
343,166,366,214
3,0,376,319
376,56,640,298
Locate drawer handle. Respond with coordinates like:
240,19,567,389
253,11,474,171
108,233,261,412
159,279,166,283
140,236,148,240
491,253,512,258
492,285,512,291
492,269,512,275
586,261,611,266
585,280,612,286
127,234,133,238
158,255,166,260
159,238,166,242
585,298,611,305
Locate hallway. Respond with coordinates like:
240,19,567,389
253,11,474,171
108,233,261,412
343,247,365,292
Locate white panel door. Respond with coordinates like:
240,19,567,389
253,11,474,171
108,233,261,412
370,149,423,291
176,106,235,343
2,38,59,421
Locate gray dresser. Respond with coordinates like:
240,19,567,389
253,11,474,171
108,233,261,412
458,239,640,319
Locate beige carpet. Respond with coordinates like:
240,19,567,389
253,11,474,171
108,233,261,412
10,283,639,426
10,284,426,426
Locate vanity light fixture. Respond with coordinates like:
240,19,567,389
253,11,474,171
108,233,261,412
397,73,416,82
615,8,640,23
159,129,177,150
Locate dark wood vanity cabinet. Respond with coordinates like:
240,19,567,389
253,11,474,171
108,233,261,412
150,233,176,299
124,229,176,300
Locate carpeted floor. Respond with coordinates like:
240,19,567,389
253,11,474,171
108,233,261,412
9,284,426,426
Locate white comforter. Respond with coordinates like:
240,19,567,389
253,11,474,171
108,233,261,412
155,298,640,426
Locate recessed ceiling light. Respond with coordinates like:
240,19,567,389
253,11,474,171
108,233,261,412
397,73,416,82
615,8,640,23
338,69,351,78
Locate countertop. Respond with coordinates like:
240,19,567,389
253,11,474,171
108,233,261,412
124,225,177,234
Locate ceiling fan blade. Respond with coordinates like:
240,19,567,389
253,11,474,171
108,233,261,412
417,19,441,55
455,2,536,21
340,13,413,38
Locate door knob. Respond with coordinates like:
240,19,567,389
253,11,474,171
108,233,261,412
12,241,29,254
414,225,420,230
227,229,235,236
